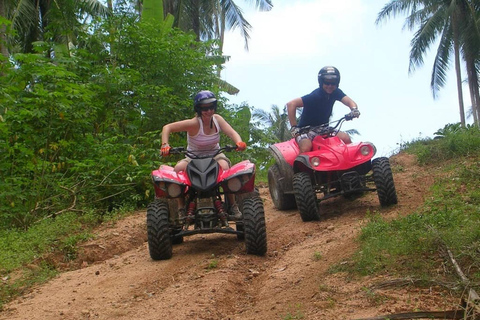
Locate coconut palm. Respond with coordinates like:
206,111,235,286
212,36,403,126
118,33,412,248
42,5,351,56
253,105,360,143
252,105,290,142
376,0,480,126
460,1,480,125
1,0,109,58
163,0,273,52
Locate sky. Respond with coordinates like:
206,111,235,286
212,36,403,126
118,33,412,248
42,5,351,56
220,0,473,156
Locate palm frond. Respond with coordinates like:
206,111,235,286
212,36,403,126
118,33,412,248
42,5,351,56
408,8,446,73
431,22,453,99
221,0,252,50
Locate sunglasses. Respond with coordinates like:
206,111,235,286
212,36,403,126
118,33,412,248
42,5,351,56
199,105,215,111
323,82,338,87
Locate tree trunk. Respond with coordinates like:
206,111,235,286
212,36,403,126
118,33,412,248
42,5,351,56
191,1,200,41
0,0,9,60
452,15,466,126
465,55,479,125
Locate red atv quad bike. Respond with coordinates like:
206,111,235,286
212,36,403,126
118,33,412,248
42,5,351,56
147,145,267,260
268,114,398,221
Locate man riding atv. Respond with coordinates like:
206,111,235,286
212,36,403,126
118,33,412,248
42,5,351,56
268,66,398,221
286,66,360,150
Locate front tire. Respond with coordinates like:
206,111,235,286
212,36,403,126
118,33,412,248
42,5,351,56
372,157,398,206
147,200,173,260
293,172,320,221
243,196,267,256
268,164,297,210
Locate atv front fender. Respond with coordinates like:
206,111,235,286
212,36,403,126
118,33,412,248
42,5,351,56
269,144,295,193
293,155,312,173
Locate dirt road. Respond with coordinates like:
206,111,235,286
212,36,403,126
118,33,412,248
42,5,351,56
0,153,460,319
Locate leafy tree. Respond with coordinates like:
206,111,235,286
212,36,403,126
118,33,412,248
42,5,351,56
161,0,273,91
252,105,291,142
1,0,109,57
162,0,272,51
376,0,473,126
0,7,225,229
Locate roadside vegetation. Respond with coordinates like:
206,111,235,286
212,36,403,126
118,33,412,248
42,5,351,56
345,123,480,291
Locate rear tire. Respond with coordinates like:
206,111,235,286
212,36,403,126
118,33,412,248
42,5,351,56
342,173,364,200
372,157,398,206
293,172,320,221
243,196,267,256
147,200,173,260
268,164,296,210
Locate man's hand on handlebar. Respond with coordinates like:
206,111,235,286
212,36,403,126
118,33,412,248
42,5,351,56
345,108,360,120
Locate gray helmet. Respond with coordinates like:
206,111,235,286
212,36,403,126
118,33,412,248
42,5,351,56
193,90,217,115
318,66,340,87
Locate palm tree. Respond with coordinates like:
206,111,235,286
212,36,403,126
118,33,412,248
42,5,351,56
252,105,291,142
163,0,273,52
459,1,480,125
1,0,109,58
376,0,479,127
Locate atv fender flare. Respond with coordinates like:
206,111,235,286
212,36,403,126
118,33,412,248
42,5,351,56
269,144,295,193
293,155,312,173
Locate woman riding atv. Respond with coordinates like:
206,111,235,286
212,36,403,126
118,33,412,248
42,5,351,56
159,90,247,222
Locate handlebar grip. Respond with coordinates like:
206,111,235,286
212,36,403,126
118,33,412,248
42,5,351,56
170,147,186,154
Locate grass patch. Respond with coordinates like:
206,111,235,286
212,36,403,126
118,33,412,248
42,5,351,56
400,123,480,165
348,125,480,286
312,251,322,261
282,303,304,319
206,254,219,270
0,205,135,308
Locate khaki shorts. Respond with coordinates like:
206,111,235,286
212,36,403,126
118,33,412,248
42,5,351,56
178,153,231,167
295,128,339,144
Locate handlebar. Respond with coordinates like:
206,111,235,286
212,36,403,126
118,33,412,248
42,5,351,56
168,145,239,159
297,115,350,137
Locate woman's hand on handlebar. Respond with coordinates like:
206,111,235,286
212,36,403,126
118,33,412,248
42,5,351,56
236,141,247,151
160,143,171,156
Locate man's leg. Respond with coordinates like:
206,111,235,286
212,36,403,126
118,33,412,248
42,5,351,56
337,131,352,144
298,138,313,153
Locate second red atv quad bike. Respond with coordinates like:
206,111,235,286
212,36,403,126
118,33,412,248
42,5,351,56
268,115,398,221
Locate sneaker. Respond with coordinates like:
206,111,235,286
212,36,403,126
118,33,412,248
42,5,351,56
229,204,242,220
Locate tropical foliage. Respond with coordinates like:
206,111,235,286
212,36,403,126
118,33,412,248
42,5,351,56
0,1,271,231
376,0,480,127
162,0,273,51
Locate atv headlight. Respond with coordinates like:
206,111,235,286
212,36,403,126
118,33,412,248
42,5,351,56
167,183,182,197
360,145,371,156
310,156,321,167
363,142,377,157
154,181,166,191
227,177,242,192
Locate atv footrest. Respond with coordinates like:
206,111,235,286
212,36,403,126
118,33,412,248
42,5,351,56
175,227,239,237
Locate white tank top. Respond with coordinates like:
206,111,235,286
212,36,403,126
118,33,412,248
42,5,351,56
187,116,221,156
